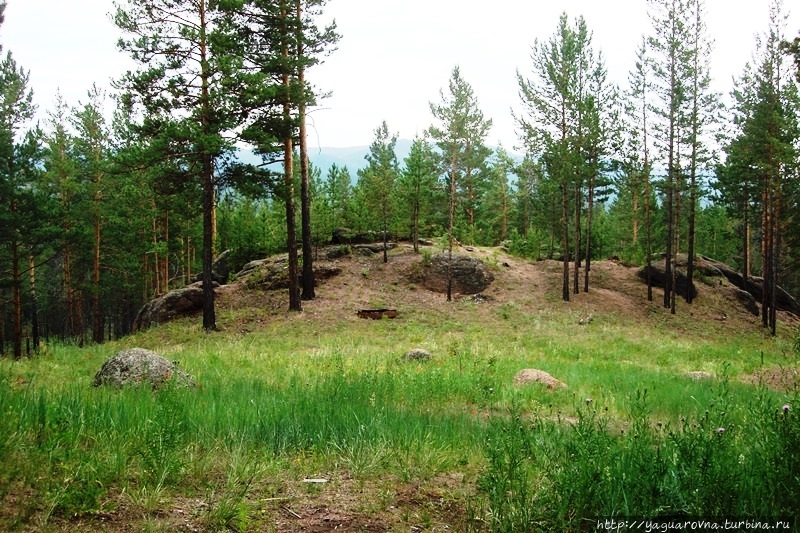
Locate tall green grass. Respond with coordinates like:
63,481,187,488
0,306,797,530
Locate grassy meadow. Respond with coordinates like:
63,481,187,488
1,296,799,531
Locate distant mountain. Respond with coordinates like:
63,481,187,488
236,139,521,183
307,138,413,178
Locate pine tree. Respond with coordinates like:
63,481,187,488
648,0,692,312
398,137,439,252
73,86,111,344
428,66,492,300
718,0,799,334
358,121,399,263
114,0,240,330
516,13,610,299
0,49,48,358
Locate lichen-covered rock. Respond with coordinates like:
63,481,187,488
733,288,760,316
415,253,495,295
93,348,195,388
134,286,208,331
238,255,342,291
404,349,431,361
513,369,567,390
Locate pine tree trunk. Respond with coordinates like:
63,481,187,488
561,182,570,302
12,237,21,360
584,168,594,293
283,2,301,312
573,182,581,295
92,192,103,344
298,1,315,301
29,255,39,352
200,0,216,331
447,154,457,302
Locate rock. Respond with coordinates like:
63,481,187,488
134,286,206,331
354,243,398,254
734,288,760,316
458,293,494,304
404,349,431,361
513,369,567,390
326,245,352,260
414,253,495,295
418,238,434,246
332,228,393,245
192,249,233,284
238,255,341,291
698,256,800,316
93,348,195,388
637,261,698,301
684,371,714,380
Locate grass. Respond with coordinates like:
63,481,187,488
0,301,798,531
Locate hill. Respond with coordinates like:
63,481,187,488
217,244,798,345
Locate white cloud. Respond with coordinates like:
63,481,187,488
2,0,796,147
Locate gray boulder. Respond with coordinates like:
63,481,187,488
354,243,398,254
734,288,760,316
134,285,209,331
404,349,431,361
238,255,342,291
415,253,495,295
93,348,195,388
193,249,233,284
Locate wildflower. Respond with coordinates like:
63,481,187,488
585,398,593,405
716,427,725,435
782,404,792,414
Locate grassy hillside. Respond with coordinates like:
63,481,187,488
1,245,798,531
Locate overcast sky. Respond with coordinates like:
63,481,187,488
2,0,797,150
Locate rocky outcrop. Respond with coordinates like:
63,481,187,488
134,285,213,331
193,249,233,285
354,243,398,254
93,348,195,388
734,288,760,316
693,256,800,315
637,261,698,302
237,255,342,291
414,253,495,295
638,255,799,316
331,228,393,245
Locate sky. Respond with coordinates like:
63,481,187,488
1,0,798,150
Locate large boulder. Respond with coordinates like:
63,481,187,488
637,261,698,302
696,256,799,315
134,285,211,331
193,249,233,285
415,253,495,295
93,348,195,388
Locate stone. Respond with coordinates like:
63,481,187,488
733,288,760,316
353,243,398,254
637,261,698,301
134,286,206,331
237,255,341,291
684,371,714,380
404,349,431,361
513,369,567,390
326,245,352,260
414,253,495,295
192,249,233,284
93,348,195,388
